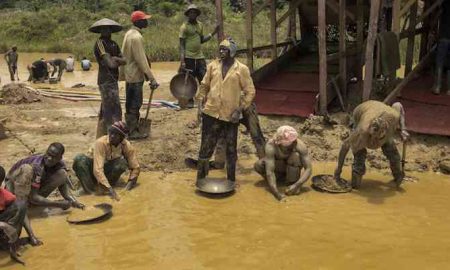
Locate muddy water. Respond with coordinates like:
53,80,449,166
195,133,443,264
1,161,449,269
0,52,179,89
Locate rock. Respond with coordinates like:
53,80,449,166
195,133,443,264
439,160,450,174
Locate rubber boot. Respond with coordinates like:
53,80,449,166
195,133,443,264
351,172,362,189
432,67,443,95
125,113,144,140
447,70,450,96
196,158,210,180
226,162,236,182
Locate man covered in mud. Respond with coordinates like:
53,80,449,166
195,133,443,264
73,121,140,201
27,58,48,83
254,126,312,201
334,100,409,189
90,18,126,138
196,38,255,183
179,4,219,106
0,165,27,265
5,143,84,246
4,46,18,82
48,58,67,82
120,10,159,139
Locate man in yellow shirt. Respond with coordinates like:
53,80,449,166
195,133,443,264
179,4,219,106
120,11,159,139
73,121,140,201
195,38,255,183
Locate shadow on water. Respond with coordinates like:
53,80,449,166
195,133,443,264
353,178,406,205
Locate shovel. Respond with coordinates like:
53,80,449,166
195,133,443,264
138,85,157,138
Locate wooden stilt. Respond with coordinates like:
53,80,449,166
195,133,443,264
246,0,254,72
288,0,297,42
356,0,364,90
270,0,277,60
405,1,418,76
215,0,224,43
392,0,401,34
318,0,327,115
339,0,347,98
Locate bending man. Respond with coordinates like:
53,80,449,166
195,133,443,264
48,59,67,82
73,121,140,201
334,100,409,189
254,126,312,201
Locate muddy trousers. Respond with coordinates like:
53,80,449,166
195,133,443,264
8,65,17,81
125,82,144,137
198,114,239,181
0,201,27,238
214,103,266,165
352,141,403,185
96,81,123,138
72,154,128,193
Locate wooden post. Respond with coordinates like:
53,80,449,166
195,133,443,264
246,0,254,72
318,0,327,115
405,1,418,76
215,0,224,43
362,0,381,101
288,0,297,42
419,0,431,61
392,0,401,34
356,0,364,89
339,0,347,98
270,0,277,60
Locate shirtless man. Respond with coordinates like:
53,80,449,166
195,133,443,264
254,126,312,201
334,100,409,189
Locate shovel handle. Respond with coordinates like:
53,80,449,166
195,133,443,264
144,87,156,121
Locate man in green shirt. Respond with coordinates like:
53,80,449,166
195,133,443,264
179,4,219,106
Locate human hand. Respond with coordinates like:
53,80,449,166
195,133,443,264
29,236,43,246
273,191,286,202
285,184,301,196
179,60,186,73
108,188,120,201
71,200,85,210
230,109,241,124
149,79,159,90
125,178,137,191
401,130,410,142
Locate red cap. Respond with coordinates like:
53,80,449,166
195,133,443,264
131,11,151,23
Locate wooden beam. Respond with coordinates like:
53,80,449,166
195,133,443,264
235,41,292,54
404,2,418,76
419,0,431,61
270,0,277,60
400,0,417,17
318,0,327,115
339,0,347,98
288,0,297,41
326,0,356,22
356,0,364,88
392,0,401,34
215,0,224,43
362,0,381,101
276,0,302,27
415,0,444,26
384,47,434,104
253,0,271,18
246,0,254,72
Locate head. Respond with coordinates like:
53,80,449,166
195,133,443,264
272,126,298,147
100,26,112,39
369,116,388,139
185,5,200,22
131,11,151,29
0,165,5,186
219,38,237,61
108,121,129,146
12,46,17,52
44,143,65,168
83,57,87,60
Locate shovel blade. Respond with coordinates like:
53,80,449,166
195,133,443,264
138,118,151,138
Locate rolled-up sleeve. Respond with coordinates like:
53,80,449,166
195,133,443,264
239,66,256,109
132,36,155,81
123,141,140,179
93,140,111,189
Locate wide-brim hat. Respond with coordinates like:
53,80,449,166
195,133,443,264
184,4,201,16
89,18,123,33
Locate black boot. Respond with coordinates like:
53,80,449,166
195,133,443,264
126,113,145,140
196,158,210,180
351,172,362,189
226,162,236,182
432,67,443,95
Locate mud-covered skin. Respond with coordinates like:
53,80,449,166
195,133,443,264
254,139,312,201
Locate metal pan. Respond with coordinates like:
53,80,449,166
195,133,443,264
66,203,113,224
170,70,197,108
196,177,235,195
311,174,352,193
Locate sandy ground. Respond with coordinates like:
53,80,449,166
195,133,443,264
1,80,450,182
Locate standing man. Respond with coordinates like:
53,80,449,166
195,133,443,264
4,46,18,82
89,18,126,138
432,0,450,95
120,10,159,140
196,38,255,183
48,58,67,82
334,100,410,189
73,121,140,201
179,4,219,106
65,56,75,72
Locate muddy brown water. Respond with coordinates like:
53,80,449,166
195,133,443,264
0,161,450,269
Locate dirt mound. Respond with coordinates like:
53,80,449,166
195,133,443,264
0,122,5,140
0,83,41,104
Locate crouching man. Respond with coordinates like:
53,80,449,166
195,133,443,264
334,100,409,189
73,121,140,201
254,126,312,201
5,143,85,246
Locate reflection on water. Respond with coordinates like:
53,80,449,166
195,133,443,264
0,52,180,89
1,161,449,269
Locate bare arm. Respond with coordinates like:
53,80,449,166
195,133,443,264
265,144,284,201
58,182,84,209
290,142,312,189
200,25,219,43
23,215,42,246
334,139,351,179
392,102,409,141
29,188,70,209
180,38,186,62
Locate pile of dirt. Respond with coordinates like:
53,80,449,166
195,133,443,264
0,83,41,104
0,122,6,140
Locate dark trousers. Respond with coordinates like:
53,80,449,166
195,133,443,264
185,58,207,83
8,64,17,81
199,114,239,181
125,81,144,117
98,81,122,136
0,201,27,235
72,154,128,193
436,39,450,70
